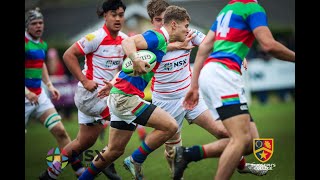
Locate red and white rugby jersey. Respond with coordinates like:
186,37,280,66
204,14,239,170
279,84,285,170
76,24,128,90
151,29,205,99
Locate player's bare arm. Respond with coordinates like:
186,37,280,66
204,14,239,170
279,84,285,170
121,34,150,76
63,43,98,92
167,30,196,51
42,63,61,100
253,26,295,62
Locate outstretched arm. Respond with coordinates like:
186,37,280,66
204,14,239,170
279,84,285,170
254,26,295,62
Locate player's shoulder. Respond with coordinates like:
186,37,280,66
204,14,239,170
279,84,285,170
83,28,105,42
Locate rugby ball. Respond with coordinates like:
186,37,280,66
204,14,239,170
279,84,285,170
122,50,157,76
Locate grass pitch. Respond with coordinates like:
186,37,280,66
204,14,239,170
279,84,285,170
25,99,295,180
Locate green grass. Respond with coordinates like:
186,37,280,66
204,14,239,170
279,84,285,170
25,100,295,180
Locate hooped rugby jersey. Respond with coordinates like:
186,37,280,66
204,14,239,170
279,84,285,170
25,32,48,95
205,0,267,74
76,24,128,89
151,29,206,99
110,27,170,98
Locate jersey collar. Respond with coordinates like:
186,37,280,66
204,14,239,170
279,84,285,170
160,27,170,44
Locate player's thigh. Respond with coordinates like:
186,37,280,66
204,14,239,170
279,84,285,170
108,126,134,151
77,123,104,145
145,107,177,131
153,97,185,132
192,109,229,138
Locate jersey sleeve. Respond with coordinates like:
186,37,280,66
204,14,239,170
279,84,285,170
245,3,268,31
142,30,160,50
210,21,218,33
191,29,206,46
76,30,102,55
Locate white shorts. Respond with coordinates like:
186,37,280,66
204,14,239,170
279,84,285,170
199,62,247,110
25,90,55,125
74,85,110,119
108,93,151,125
152,96,215,132
77,110,107,125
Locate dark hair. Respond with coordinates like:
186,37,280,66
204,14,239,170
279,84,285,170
97,0,126,18
146,0,169,20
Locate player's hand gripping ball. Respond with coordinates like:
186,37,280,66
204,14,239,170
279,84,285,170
122,50,157,76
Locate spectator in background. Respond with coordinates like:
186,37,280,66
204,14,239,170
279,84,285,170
47,47,74,120
47,48,68,82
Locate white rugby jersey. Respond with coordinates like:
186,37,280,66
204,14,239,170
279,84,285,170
151,29,205,99
76,24,128,90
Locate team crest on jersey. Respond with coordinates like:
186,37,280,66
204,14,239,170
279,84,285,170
164,63,173,71
85,33,96,41
105,60,120,68
253,138,274,163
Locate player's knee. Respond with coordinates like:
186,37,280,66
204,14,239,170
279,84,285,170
244,133,253,147
167,121,178,136
235,132,252,150
44,112,62,130
214,127,229,139
45,113,69,139
51,125,69,140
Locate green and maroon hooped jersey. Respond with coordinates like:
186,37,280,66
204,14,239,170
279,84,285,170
206,0,267,73
25,34,48,95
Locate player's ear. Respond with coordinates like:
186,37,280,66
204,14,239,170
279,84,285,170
171,21,177,30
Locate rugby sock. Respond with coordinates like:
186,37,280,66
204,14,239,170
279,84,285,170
131,141,154,163
183,145,207,162
78,162,101,180
69,151,85,176
70,157,85,176
237,156,246,170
